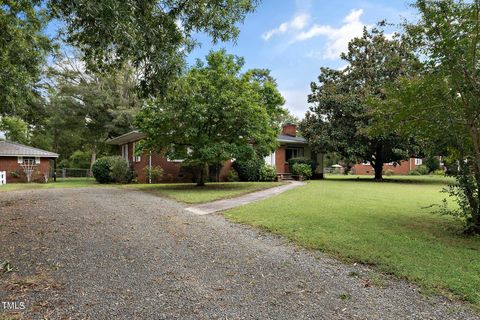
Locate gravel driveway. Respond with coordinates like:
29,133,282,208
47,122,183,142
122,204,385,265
0,187,478,319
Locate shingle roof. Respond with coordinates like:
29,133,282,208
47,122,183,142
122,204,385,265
106,130,146,145
108,130,308,146
277,134,307,144
0,140,59,158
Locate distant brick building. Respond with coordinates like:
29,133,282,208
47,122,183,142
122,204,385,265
108,124,324,183
0,140,59,183
352,158,424,175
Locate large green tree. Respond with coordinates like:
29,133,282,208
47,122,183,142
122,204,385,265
49,0,259,95
301,27,418,180
378,0,480,234
0,1,52,122
136,50,285,186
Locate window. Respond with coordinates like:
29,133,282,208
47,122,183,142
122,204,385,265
415,158,423,165
121,144,129,162
285,147,304,162
17,157,40,165
132,142,141,162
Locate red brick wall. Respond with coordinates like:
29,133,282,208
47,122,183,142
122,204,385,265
352,158,418,175
0,157,53,183
275,147,287,173
118,141,231,183
282,124,297,137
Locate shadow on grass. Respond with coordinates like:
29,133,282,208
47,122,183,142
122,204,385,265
323,176,454,186
136,182,276,191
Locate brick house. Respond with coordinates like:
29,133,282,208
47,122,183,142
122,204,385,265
107,131,232,183
108,124,323,183
0,140,59,183
352,158,424,175
264,124,323,177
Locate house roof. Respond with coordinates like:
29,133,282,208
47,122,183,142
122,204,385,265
0,140,59,158
108,130,308,146
106,130,146,145
277,134,307,145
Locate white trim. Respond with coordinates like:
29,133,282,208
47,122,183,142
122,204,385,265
264,152,276,166
121,144,129,163
132,142,141,162
0,171,6,185
17,156,23,164
35,157,41,164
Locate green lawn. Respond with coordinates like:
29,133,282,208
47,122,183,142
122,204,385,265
224,175,480,308
1,179,282,204
0,177,97,191
127,181,283,204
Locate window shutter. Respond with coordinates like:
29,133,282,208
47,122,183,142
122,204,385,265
17,156,23,164
35,157,41,164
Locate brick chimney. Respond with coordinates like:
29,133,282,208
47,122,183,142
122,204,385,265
282,123,297,137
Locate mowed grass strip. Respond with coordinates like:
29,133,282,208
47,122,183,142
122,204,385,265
129,181,283,204
0,177,97,192
224,176,480,308
1,179,283,204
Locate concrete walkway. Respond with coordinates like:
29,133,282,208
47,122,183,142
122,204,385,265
185,180,306,215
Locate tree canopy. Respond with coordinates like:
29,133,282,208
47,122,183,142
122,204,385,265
49,0,260,95
377,0,480,234
0,1,52,122
300,27,418,180
136,50,285,186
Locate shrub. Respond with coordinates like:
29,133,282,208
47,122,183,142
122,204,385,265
291,163,312,180
259,164,277,182
92,156,131,183
409,164,429,176
110,157,131,183
232,157,264,181
226,168,239,182
143,165,164,183
10,171,20,178
432,169,446,176
288,157,316,173
416,164,429,175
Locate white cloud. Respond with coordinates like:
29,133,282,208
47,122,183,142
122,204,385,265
262,13,310,41
281,88,312,118
296,9,367,60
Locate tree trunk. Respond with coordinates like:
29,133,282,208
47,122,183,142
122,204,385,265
196,163,208,187
373,161,383,180
373,144,384,181
465,171,480,235
89,147,97,176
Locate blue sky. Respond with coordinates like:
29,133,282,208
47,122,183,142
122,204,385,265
45,1,415,119
188,0,415,118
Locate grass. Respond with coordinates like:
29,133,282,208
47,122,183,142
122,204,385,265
224,175,480,308
1,178,282,204
127,181,283,204
0,177,97,192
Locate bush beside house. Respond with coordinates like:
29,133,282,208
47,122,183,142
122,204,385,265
92,156,132,183
291,163,312,180
232,158,278,182
288,157,316,173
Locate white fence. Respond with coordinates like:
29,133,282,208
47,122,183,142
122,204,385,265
0,171,6,185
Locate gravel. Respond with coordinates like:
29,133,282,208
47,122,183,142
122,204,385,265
0,187,478,319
